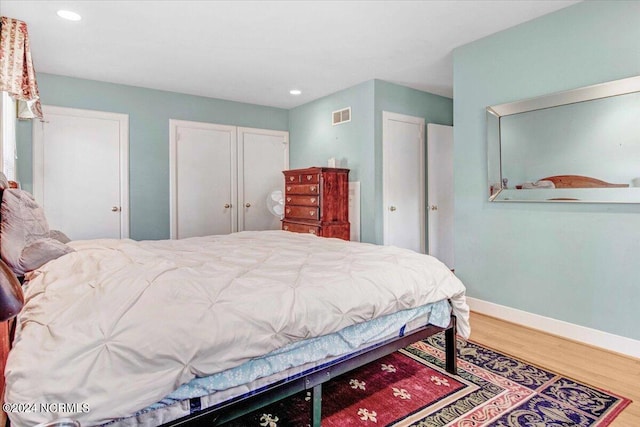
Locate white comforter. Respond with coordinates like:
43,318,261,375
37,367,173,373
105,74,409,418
5,231,469,426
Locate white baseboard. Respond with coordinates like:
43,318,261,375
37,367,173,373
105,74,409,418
466,297,640,360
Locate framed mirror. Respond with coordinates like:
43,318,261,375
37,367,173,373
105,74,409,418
487,75,640,203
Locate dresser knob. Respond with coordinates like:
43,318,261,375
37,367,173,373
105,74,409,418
310,198,316,203
306,175,312,181
310,186,316,191
286,208,291,214
287,197,291,202
289,176,295,181
284,225,289,230
287,186,291,191
309,229,316,234
309,211,315,216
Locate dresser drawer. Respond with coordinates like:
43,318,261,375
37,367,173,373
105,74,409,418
285,184,319,195
284,173,319,184
300,173,319,184
285,195,319,206
282,222,320,236
285,206,319,220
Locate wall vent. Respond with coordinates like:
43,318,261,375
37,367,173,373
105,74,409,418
332,107,351,125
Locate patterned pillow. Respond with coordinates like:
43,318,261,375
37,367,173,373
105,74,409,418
0,189,74,276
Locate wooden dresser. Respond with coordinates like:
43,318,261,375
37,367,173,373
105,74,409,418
282,167,350,240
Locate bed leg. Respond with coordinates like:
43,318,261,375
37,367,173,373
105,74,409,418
310,383,322,427
445,315,458,375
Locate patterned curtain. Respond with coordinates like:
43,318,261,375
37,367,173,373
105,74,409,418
0,16,43,120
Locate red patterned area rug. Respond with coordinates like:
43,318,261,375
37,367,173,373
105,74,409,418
224,333,631,426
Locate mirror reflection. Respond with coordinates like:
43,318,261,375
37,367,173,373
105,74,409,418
488,76,640,203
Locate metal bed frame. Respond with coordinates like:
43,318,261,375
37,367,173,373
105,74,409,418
163,316,458,427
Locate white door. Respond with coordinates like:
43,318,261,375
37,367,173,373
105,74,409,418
33,106,129,240
170,120,236,239
382,112,425,253
427,124,454,269
237,128,289,231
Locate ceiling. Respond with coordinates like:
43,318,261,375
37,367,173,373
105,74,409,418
1,0,581,109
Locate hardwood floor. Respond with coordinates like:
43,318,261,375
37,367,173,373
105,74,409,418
468,311,640,426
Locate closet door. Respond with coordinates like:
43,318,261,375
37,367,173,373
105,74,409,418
238,128,289,231
170,120,236,239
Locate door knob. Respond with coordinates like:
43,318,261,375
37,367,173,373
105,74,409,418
224,203,231,209
431,205,438,211
245,203,251,208
111,206,120,212
389,206,397,212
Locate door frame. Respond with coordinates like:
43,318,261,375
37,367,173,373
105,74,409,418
169,119,238,239
33,105,130,238
382,111,425,252
236,127,289,231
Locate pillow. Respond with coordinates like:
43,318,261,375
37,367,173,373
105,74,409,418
49,229,71,244
20,238,73,271
0,189,74,276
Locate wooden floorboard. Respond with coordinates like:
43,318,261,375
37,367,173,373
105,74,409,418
468,311,640,426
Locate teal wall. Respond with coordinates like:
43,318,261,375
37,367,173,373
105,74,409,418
17,75,452,245
289,81,376,241
453,1,640,339
16,73,288,240
289,79,453,244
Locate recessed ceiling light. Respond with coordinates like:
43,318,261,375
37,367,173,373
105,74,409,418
289,89,302,96
57,10,82,21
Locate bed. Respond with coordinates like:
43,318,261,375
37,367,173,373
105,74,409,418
0,183,469,427
513,175,631,201
516,174,630,189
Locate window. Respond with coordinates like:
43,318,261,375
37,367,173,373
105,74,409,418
0,92,17,181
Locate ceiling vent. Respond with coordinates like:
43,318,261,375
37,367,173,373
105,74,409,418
332,107,351,125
